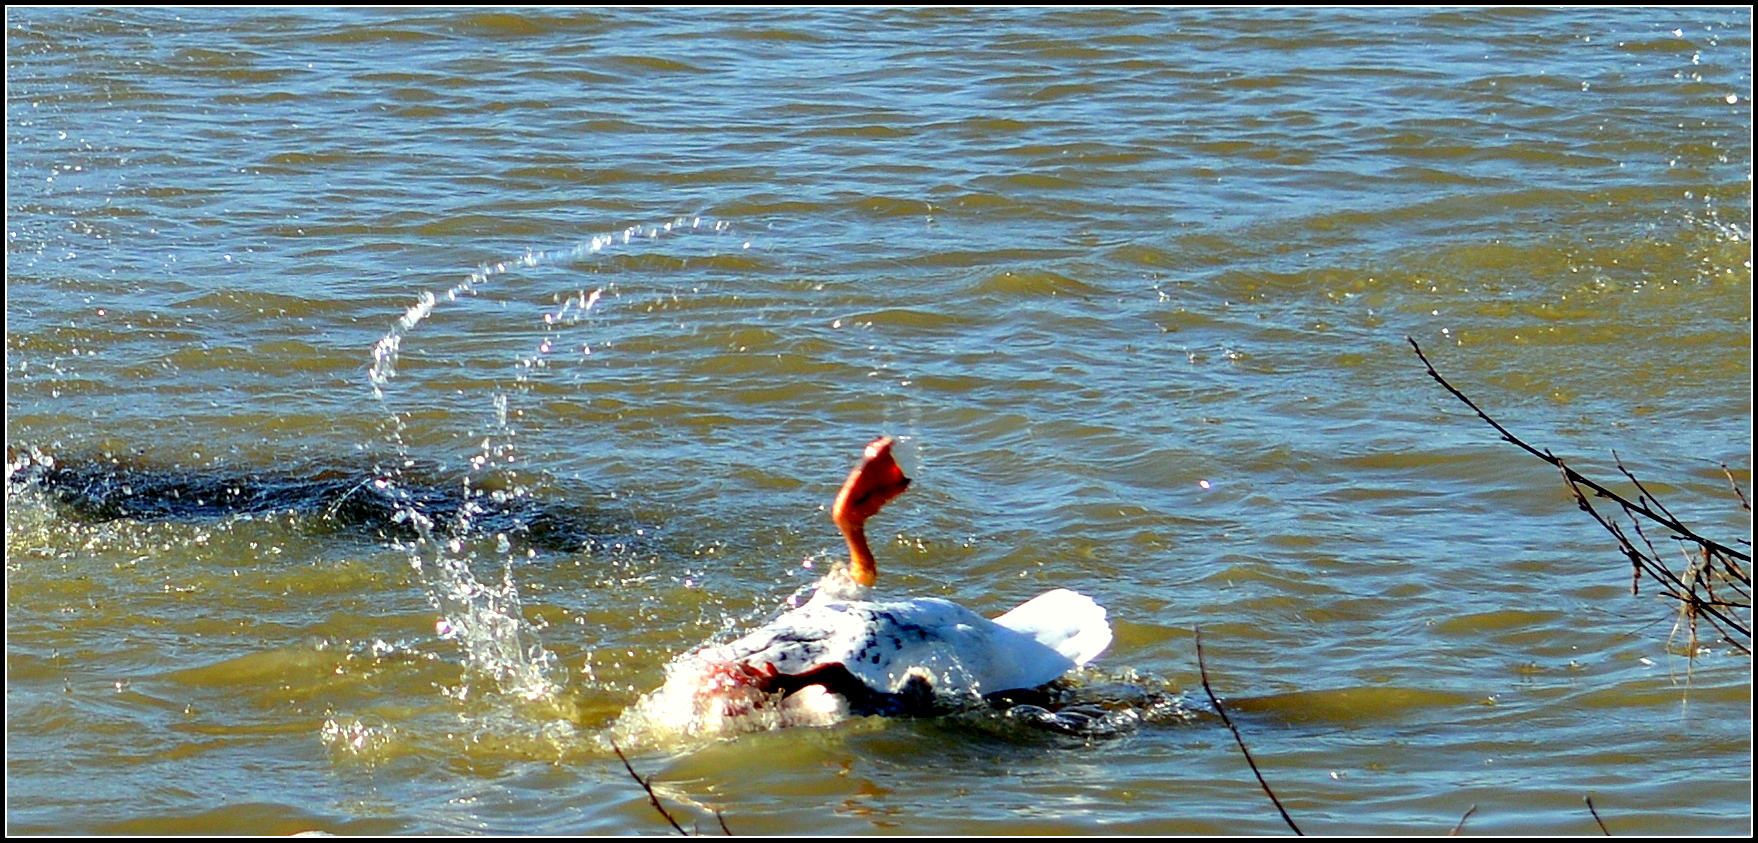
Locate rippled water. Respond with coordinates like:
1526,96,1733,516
7,7,1751,835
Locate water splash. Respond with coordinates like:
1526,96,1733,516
610,656,1198,752
368,216,734,397
366,216,741,703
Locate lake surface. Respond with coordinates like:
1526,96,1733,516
6,7,1751,835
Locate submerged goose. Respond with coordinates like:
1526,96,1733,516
636,437,1112,734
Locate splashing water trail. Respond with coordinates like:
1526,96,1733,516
365,216,741,705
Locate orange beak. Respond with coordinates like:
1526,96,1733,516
832,437,912,530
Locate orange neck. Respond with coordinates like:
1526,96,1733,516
842,524,877,587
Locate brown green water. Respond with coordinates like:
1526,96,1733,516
7,7,1750,835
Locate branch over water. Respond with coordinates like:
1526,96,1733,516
1408,337,1751,654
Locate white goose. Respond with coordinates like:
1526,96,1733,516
634,437,1112,735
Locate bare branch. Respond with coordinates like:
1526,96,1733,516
1410,337,1751,654
1585,795,1610,835
1407,337,1748,564
1721,463,1751,513
1195,626,1303,836
610,737,689,836
1614,451,1679,525
1449,804,1478,836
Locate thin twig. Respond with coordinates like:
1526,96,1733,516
1410,337,1751,655
610,737,688,836
1449,804,1478,836
1585,795,1610,835
1615,451,1680,524
1720,463,1750,513
715,809,732,836
1407,337,1748,564
1194,626,1303,835
1559,438,1748,650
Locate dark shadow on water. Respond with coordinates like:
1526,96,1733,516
5,446,622,554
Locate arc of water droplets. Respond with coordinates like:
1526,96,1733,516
364,216,738,702
369,216,733,398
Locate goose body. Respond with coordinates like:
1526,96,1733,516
701,585,1110,711
632,438,1112,735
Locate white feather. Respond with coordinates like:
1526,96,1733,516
703,589,1112,700
992,588,1113,668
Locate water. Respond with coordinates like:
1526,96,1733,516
6,7,1751,835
